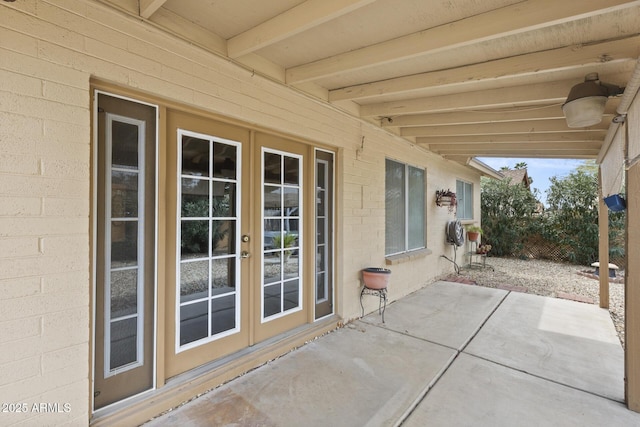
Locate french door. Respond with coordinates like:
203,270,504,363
94,92,335,408
164,110,250,376
164,112,310,376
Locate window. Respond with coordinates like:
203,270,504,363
385,159,426,256
456,180,473,220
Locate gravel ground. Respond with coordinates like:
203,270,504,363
454,257,625,347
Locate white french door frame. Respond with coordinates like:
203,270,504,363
175,129,243,354
260,147,304,323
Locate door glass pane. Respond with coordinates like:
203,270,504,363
283,188,299,214
112,171,139,217
283,280,299,311
264,219,281,250
211,257,235,295
264,152,281,184
182,136,210,176
212,182,235,217
264,185,281,216
110,318,138,369
212,220,235,255
316,189,325,216
111,221,138,268
211,295,235,334
316,218,325,245
181,178,209,217
112,121,139,168
213,142,236,179
264,284,281,317
284,219,299,240
180,260,209,303
284,156,299,185
178,132,240,348
110,269,138,318
181,220,209,259
262,149,302,320
284,256,299,280
264,252,281,284
316,273,326,300
180,301,208,345
316,246,325,272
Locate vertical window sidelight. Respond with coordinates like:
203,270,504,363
104,114,145,376
385,159,426,256
315,150,334,320
177,130,241,350
94,91,156,410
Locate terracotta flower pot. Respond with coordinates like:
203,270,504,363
467,231,480,242
362,267,391,289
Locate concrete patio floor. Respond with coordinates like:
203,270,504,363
144,281,640,426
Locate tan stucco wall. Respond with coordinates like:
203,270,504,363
0,1,481,424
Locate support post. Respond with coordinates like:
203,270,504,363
627,158,640,411
598,169,609,309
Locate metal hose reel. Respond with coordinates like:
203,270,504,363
446,220,465,247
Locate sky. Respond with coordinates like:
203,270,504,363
477,157,588,204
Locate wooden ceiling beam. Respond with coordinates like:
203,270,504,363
228,0,375,58
416,132,607,145
360,79,577,117
434,147,601,156
139,0,167,19
286,0,637,83
443,152,598,159
382,103,619,127
400,118,610,137
330,36,640,101
427,141,602,152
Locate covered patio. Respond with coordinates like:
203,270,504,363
2,1,640,425
75,0,640,412
145,281,639,426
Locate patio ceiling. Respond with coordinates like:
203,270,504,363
105,0,640,163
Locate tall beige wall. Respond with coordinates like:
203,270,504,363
0,1,480,424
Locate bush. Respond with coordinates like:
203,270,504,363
480,176,540,256
546,169,625,265
480,163,626,267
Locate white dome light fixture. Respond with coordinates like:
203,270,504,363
562,73,624,128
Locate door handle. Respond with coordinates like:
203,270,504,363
241,251,250,259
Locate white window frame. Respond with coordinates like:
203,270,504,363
103,113,146,378
456,179,474,220
385,159,426,256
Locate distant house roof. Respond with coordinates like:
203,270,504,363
501,168,531,190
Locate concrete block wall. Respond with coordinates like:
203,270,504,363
0,1,481,423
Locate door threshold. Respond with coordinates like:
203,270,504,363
90,315,341,426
